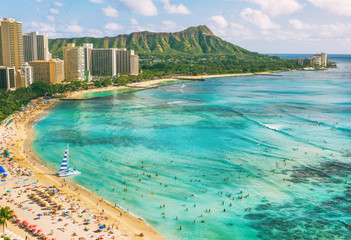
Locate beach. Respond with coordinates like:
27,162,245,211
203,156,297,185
0,96,164,239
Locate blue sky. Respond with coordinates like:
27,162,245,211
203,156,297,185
2,0,351,53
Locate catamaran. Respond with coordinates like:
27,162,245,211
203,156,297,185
56,144,81,177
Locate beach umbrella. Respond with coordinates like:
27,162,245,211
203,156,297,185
37,229,43,233
52,238,57,240
22,220,29,225
98,225,106,229
86,219,92,222
65,211,70,214
30,224,38,228
6,190,11,192
38,213,43,216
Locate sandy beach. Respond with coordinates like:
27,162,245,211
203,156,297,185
0,71,286,239
0,97,164,240
178,71,285,79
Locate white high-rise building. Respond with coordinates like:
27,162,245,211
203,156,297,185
83,43,93,72
23,32,50,62
17,62,33,88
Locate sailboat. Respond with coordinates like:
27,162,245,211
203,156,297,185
56,144,81,177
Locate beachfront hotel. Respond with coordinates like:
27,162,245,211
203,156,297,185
116,49,139,76
63,43,85,81
0,66,16,91
0,17,139,90
23,32,51,62
82,43,139,77
17,62,33,88
0,18,24,70
29,59,64,84
91,48,117,76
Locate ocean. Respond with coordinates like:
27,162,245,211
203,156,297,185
32,54,351,239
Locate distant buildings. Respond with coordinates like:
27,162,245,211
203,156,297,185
81,44,139,77
63,43,85,81
0,66,16,91
298,53,328,67
0,17,139,91
29,59,64,84
0,18,24,69
23,32,51,62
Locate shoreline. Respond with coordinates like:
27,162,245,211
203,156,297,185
64,70,289,100
0,70,289,239
1,97,164,239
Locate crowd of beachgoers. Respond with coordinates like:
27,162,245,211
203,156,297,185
0,93,164,239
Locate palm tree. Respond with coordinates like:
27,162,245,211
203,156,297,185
0,206,15,234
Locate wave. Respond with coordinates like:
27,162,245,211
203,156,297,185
167,100,186,105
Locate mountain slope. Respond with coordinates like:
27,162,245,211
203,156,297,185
49,25,261,57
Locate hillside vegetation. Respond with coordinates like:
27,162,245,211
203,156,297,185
49,25,262,58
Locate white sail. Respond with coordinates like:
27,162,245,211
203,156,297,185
59,144,69,171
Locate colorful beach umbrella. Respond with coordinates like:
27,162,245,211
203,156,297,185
98,225,106,229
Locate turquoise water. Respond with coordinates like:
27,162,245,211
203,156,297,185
33,55,351,240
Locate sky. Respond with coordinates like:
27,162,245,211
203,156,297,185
1,0,351,54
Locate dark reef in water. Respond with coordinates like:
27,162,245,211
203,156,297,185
245,160,351,239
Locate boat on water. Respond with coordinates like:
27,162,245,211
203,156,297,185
56,144,81,177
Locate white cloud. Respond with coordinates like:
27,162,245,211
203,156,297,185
29,21,56,32
35,0,43,2
46,15,56,22
101,5,119,17
161,0,191,14
130,18,138,25
87,29,104,37
54,1,63,7
229,23,253,40
240,8,280,29
248,0,302,17
88,0,104,3
49,8,60,14
208,16,228,29
307,0,351,17
289,19,314,30
320,22,351,39
105,22,124,31
64,24,84,33
120,0,158,16
162,20,178,30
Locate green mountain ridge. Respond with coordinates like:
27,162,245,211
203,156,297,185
49,25,261,58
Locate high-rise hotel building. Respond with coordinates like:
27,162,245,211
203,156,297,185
23,32,50,62
116,49,139,75
0,66,16,91
91,48,117,76
29,59,64,84
0,18,24,69
17,62,33,88
63,43,85,81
